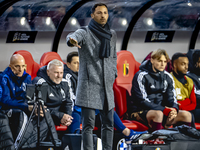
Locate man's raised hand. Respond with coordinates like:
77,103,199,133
69,37,81,48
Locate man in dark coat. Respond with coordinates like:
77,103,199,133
33,59,73,127
66,3,117,150
130,49,192,132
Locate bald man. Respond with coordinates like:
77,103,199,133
0,54,59,150
0,54,32,111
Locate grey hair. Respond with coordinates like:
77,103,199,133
47,59,64,70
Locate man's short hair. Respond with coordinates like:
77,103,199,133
66,51,78,63
47,59,63,70
151,49,169,62
91,3,108,14
171,52,187,67
192,50,200,65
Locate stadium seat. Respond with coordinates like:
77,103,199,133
13,50,41,80
113,50,148,131
40,52,65,67
115,50,140,96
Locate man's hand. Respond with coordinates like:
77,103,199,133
69,37,81,48
61,114,73,126
28,105,46,117
166,107,177,121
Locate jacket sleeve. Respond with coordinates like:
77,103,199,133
111,30,118,78
0,77,29,112
66,29,86,47
131,72,166,112
178,85,196,111
62,83,73,116
49,108,64,124
164,73,179,111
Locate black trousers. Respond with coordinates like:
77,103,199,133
82,106,114,150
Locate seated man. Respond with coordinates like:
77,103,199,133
33,59,73,127
171,53,196,127
187,50,200,123
171,53,196,111
130,49,192,132
0,54,58,150
64,51,147,141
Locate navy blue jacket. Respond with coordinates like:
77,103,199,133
130,60,179,115
0,67,31,112
187,71,200,109
63,64,81,113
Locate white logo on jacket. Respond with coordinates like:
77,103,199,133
22,82,26,91
150,84,155,89
49,93,54,97
60,88,66,98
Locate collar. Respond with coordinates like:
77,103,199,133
172,71,187,85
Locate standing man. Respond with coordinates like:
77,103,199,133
66,3,117,150
64,52,147,139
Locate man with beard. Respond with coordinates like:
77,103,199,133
66,3,117,150
170,53,196,127
187,50,200,123
171,53,196,111
130,49,192,132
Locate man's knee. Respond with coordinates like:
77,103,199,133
177,110,192,122
147,110,163,122
101,109,114,127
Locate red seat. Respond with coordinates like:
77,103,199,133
40,52,65,67
113,50,148,131
55,124,99,132
55,125,68,131
195,123,200,130
13,50,41,80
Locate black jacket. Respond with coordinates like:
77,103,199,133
187,71,200,109
130,60,179,114
33,66,73,125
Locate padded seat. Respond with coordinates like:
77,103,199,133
55,124,98,132
40,52,65,67
113,50,148,131
13,50,41,80
195,123,200,130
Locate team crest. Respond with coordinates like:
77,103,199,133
123,60,129,77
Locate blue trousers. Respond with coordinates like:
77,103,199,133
67,110,81,133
